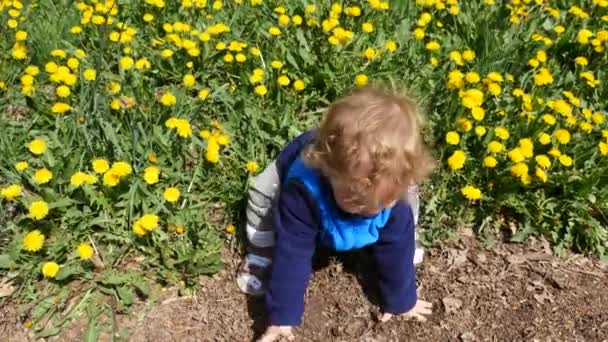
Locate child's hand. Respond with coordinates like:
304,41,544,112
379,299,433,323
257,325,295,342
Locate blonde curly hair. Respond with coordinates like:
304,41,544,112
303,84,434,211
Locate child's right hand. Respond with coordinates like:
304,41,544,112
257,326,295,342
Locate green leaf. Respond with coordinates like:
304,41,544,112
100,271,131,286
117,286,135,306
31,297,55,322
36,326,61,338
284,50,301,73
130,276,150,297
50,197,78,209
0,254,16,269
83,320,101,342
510,221,534,242
55,264,83,281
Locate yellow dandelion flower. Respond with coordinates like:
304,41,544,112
23,230,45,252
447,150,466,170
535,167,548,182
577,29,593,44
534,68,554,86
51,102,71,114
465,72,480,84
34,168,53,184
554,129,571,144
278,14,290,26
217,134,230,146
15,161,29,172
41,262,59,278
254,85,267,96
133,221,146,236
548,148,561,158
205,148,220,163
445,131,460,145
223,53,234,63
83,69,96,81
1,184,22,200
119,56,134,70
483,156,497,168
236,53,247,63
462,50,476,61
24,65,39,76
268,26,281,36
362,22,374,33
160,92,177,106
293,80,305,91
103,171,121,187
510,163,529,178
508,148,525,163
559,154,573,167
163,187,180,203
456,118,472,132
29,200,49,220
459,89,484,108
355,74,368,86
143,166,160,185
175,119,192,138
575,56,588,66
56,85,71,98
538,133,552,145
246,161,260,173
495,127,510,140
161,49,174,59
385,40,397,52
77,243,94,260
425,41,440,52
198,88,210,100
592,113,605,125
471,107,485,121
183,74,196,87
535,155,551,169
28,139,47,155
70,171,88,187
487,140,505,153
140,214,160,231
277,75,290,87
135,58,151,70
461,185,481,201
92,159,110,174
110,161,132,177
598,142,608,156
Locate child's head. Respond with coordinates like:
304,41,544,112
304,84,434,216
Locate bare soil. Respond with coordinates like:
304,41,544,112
2,235,607,342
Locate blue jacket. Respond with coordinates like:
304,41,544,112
285,156,393,251
266,131,418,326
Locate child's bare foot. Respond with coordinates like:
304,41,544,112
257,326,294,342
379,299,433,322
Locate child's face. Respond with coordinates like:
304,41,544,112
330,178,397,216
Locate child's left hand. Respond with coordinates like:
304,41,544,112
379,299,433,322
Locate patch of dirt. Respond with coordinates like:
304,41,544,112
2,236,608,341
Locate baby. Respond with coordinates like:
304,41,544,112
237,85,434,341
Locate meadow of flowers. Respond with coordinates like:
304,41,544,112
0,0,607,336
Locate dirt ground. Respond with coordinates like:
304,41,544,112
2,234,607,342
